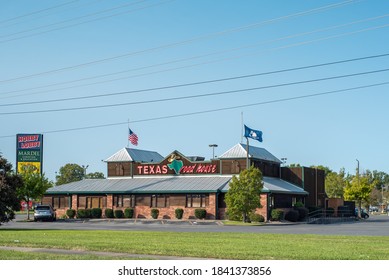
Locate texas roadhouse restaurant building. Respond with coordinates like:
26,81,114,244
44,140,325,221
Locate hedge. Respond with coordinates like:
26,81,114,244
124,208,134,218
151,209,159,219
114,209,124,219
175,208,184,219
66,209,76,219
249,213,265,223
271,209,284,221
105,208,114,218
194,209,206,219
285,209,299,222
77,209,91,219
91,208,102,219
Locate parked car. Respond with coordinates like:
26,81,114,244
369,206,379,212
34,205,56,222
355,208,369,219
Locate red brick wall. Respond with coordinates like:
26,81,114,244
50,193,268,221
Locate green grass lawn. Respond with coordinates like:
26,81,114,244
0,229,388,260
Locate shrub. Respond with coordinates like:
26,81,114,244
285,209,299,222
295,207,309,221
293,201,304,208
175,208,184,219
114,209,124,218
151,209,159,219
105,208,114,218
91,208,102,219
66,209,76,219
77,209,91,219
124,208,134,218
194,209,207,219
249,213,265,223
271,209,284,221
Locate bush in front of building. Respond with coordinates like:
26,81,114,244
66,209,76,219
175,208,184,219
77,209,91,219
249,213,265,223
151,208,159,219
114,209,124,218
285,209,299,222
124,208,134,218
91,208,102,219
194,209,206,219
295,207,309,221
271,209,284,221
105,208,114,218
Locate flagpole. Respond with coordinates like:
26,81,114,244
246,137,249,169
127,119,130,148
241,112,243,143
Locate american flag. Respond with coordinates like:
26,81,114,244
128,129,138,146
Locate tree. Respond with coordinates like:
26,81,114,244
365,170,389,190
56,163,85,185
311,165,332,176
86,172,105,179
225,166,264,222
17,167,53,220
0,155,22,225
325,168,347,198
344,174,376,218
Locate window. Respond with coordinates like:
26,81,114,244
151,195,169,208
53,196,67,209
135,195,151,206
113,195,134,207
186,194,209,208
78,196,107,208
115,164,124,176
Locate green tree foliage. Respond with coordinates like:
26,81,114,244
56,163,85,185
365,170,389,190
344,175,376,218
18,167,53,220
310,165,333,176
225,166,263,222
0,155,22,225
325,168,347,198
85,172,105,179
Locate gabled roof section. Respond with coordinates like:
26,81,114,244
104,147,164,163
219,143,282,164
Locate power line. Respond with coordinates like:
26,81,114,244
0,0,79,25
1,68,388,115
0,80,387,139
0,0,356,83
1,53,389,107
0,0,170,44
1,11,388,100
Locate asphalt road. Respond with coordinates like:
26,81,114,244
1,214,389,236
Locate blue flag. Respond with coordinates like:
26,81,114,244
244,125,263,142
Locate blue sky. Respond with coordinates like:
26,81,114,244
0,0,388,180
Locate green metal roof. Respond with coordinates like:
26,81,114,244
46,176,232,194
